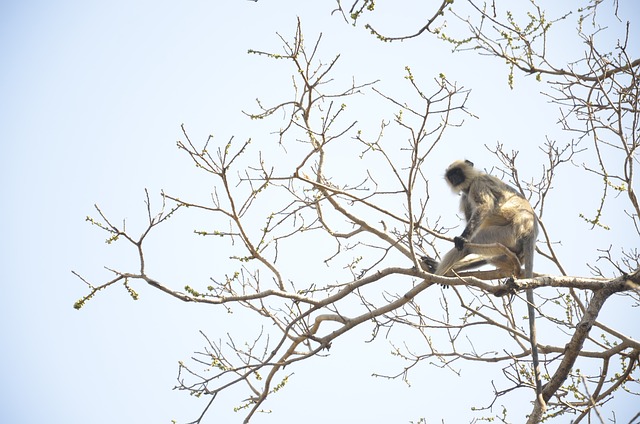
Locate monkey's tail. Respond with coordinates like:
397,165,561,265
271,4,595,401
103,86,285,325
523,235,545,413
526,289,544,408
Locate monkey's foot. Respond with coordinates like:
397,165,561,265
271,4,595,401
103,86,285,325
493,276,517,297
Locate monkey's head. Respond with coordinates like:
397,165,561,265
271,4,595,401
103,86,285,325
445,159,479,193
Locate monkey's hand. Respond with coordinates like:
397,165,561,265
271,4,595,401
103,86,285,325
453,236,467,251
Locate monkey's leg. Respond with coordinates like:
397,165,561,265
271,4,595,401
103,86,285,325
469,224,517,248
422,254,489,274
465,225,522,275
434,247,467,276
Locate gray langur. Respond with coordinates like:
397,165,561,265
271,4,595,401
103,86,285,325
430,159,538,277
422,159,544,407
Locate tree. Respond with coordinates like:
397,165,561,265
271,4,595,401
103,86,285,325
74,1,639,423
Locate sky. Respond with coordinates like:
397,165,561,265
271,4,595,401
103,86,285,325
1,1,639,423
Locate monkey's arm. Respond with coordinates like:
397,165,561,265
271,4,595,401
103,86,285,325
460,193,473,221
455,207,484,250
456,205,492,250
456,179,496,249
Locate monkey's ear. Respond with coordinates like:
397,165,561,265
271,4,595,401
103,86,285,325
465,159,474,167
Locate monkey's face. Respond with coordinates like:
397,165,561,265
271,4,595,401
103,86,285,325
446,166,466,188
445,159,475,191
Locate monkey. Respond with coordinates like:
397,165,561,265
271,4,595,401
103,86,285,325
422,159,544,409
432,159,538,277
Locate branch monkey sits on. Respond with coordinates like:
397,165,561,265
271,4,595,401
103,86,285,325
422,159,544,409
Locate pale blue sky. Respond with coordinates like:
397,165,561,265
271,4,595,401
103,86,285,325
1,1,638,423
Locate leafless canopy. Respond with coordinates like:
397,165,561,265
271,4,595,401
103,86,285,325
76,2,639,423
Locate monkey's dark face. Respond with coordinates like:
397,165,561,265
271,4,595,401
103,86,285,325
446,166,466,188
